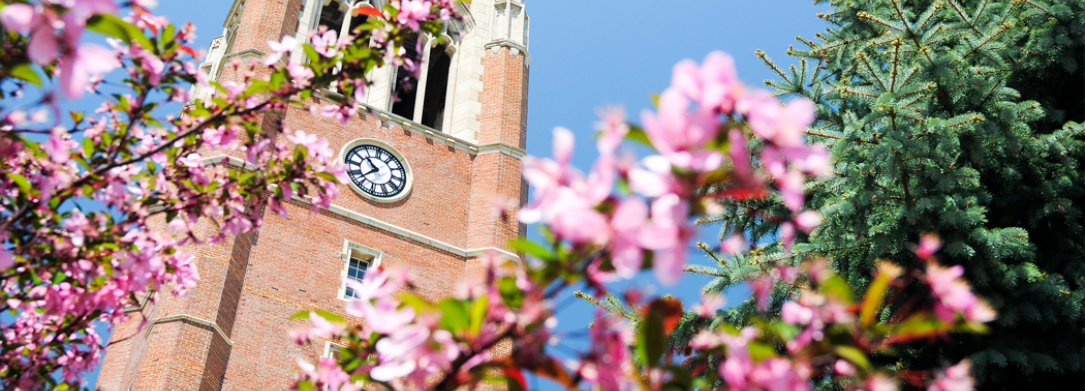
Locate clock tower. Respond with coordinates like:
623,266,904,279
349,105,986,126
95,1,531,390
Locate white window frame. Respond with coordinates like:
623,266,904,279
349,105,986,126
337,240,383,301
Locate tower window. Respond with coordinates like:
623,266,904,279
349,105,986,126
421,44,451,130
318,0,346,36
390,35,420,120
338,241,382,301
342,256,370,299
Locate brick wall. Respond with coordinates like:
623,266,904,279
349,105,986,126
95,0,530,389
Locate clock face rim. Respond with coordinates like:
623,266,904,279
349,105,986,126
339,139,414,204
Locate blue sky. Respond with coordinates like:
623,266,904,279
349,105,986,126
76,0,830,388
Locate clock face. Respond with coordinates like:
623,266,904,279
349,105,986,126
344,144,408,199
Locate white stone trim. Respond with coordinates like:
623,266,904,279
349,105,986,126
314,89,526,159
122,291,156,314
337,240,383,300
200,155,257,170
290,197,521,264
144,314,234,346
476,142,526,159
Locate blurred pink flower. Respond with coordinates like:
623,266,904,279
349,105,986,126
265,35,297,65
596,106,628,155
720,235,746,255
925,263,995,323
610,198,648,278
641,89,722,172
671,51,745,113
740,92,815,149
915,233,941,258
311,30,340,57
928,360,973,391
0,247,14,271
397,0,433,31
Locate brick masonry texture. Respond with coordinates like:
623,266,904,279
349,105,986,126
95,0,530,389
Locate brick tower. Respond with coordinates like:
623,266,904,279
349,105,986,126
95,1,530,389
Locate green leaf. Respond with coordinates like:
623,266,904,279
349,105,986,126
10,63,41,86
507,238,552,261
6,173,31,194
626,125,654,147
834,346,872,370
296,380,314,391
95,14,155,52
637,309,665,368
289,309,345,324
438,298,470,333
860,262,899,327
469,295,488,335
83,138,95,159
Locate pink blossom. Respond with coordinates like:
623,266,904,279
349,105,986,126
925,263,995,323
265,35,297,65
43,128,71,163
692,294,726,317
61,44,119,98
864,373,899,391
780,221,796,250
915,233,941,258
628,155,681,198
297,357,358,391
834,360,857,376
781,301,814,325
751,275,773,310
349,297,416,335
610,198,648,278
319,104,357,125
928,360,973,391
671,51,745,113
63,209,90,247
596,106,628,155
577,312,635,391
0,247,14,271
397,0,433,31
637,194,691,286
287,130,319,149
794,210,822,232
287,60,315,88
641,89,722,172
778,170,805,212
178,153,203,168
202,125,238,148
739,91,815,149
311,30,340,58
0,3,34,33
721,235,746,255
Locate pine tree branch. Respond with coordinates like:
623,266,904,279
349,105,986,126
684,265,726,278
573,291,636,321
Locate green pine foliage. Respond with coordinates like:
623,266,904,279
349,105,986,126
686,0,1085,388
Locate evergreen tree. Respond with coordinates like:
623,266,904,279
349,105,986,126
684,0,1085,388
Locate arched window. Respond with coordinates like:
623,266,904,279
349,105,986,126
390,35,420,120
318,0,346,36
390,37,454,131
420,44,451,130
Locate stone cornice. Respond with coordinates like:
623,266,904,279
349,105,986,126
485,40,531,66
221,48,267,62
313,89,527,160
289,196,521,265
476,142,526,159
144,314,234,346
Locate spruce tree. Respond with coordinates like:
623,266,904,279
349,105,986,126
683,0,1085,388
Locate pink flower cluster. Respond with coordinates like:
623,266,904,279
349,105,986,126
925,263,995,323
519,52,829,287
694,327,813,391
572,312,636,391
1,0,121,98
294,268,461,390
